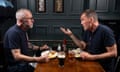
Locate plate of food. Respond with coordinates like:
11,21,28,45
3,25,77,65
41,50,50,56
48,50,58,59
41,50,57,59
74,53,81,58
72,48,81,58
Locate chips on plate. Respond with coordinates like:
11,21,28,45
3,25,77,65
41,50,57,59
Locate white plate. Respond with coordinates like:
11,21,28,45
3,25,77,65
41,50,57,59
75,53,81,58
41,50,50,56
48,51,58,59
72,48,81,58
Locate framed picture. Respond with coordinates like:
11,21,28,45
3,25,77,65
36,0,46,13
53,0,64,13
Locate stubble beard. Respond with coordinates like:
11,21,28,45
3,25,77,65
23,22,33,29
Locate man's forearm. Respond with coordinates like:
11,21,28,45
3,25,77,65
70,34,85,49
28,42,40,50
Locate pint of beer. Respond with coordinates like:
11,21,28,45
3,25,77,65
57,52,65,67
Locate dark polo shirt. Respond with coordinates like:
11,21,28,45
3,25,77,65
4,24,29,65
82,24,116,72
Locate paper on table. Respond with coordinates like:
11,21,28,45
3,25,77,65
29,54,37,68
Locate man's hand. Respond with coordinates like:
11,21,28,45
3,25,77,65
80,51,96,60
60,27,73,36
34,55,49,63
40,44,49,50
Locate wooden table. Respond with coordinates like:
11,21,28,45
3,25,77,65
34,57,105,72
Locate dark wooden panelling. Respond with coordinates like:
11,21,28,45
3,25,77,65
69,0,84,15
113,0,120,12
0,0,120,42
16,0,28,9
28,0,87,19
89,0,109,12
96,0,109,12
70,26,83,38
29,19,82,40
89,0,120,20
35,25,48,34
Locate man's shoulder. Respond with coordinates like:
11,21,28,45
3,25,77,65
99,24,113,32
5,25,22,37
7,25,22,33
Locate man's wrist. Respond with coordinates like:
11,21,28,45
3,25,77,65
33,56,36,62
39,46,42,50
70,34,74,38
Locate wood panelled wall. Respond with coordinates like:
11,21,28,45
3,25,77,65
0,0,120,41
15,0,120,41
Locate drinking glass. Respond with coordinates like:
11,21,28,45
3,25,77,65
57,51,66,67
68,49,75,63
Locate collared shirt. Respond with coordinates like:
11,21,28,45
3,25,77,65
82,24,116,72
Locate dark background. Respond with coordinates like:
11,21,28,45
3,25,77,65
0,0,120,41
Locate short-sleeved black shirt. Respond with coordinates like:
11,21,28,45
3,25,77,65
83,24,115,54
4,25,29,65
82,24,116,72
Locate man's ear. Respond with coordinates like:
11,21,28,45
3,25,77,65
89,17,94,23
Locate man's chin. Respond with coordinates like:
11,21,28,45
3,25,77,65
30,25,33,29
30,26,33,28
83,28,87,31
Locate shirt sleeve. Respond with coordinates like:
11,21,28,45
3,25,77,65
8,31,21,49
103,28,116,47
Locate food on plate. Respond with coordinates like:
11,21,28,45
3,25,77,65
72,48,81,58
50,51,56,55
48,51,57,58
75,53,80,58
41,50,57,59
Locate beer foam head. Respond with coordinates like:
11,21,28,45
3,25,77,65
57,54,65,58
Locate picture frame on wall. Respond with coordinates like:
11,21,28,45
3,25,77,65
36,0,46,13
53,0,64,13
